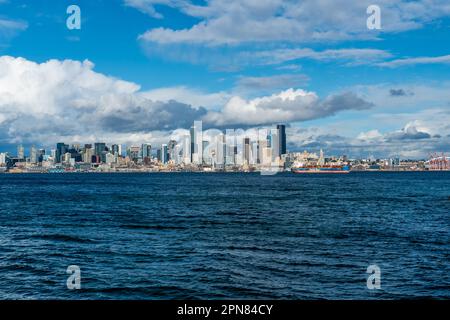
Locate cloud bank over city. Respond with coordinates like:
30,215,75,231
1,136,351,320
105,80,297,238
0,56,370,143
0,55,449,158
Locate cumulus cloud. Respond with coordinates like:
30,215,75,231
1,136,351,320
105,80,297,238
357,129,383,140
0,56,206,146
385,122,431,141
0,56,374,149
202,89,373,127
2,55,449,159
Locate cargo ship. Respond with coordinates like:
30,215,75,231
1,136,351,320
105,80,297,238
291,165,350,174
291,149,350,174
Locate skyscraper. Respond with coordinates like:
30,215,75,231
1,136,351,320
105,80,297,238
17,144,24,160
161,144,168,164
183,135,191,164
94,143,106,163
111,144,119,156
30,145,37,164
56,143,68,163
190,121,203,165
243,138,251,164
270,128,280,160
168,140,176,161
38,149,45,163
277,124,287,155
141,143,152,159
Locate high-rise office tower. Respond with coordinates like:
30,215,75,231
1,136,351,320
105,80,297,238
258,139,268,165
30,145,37,164
83,147,93,163
72,144,81,152
225,129,236,165
141,143,152,159
168,140,176,161
56,143,68,163
94,143,106,163
161,144,168,164
38,149,45,163
215,133,226,166
251,141,259,165
127,146,140,162
190,121,203,165
243,137,251,164
0,153,6,165
17,144,25,160
270,128,280,160
277,124,287,155
183,135,191,164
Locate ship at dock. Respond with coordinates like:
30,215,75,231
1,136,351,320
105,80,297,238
291,149,350,174
291,165,350,174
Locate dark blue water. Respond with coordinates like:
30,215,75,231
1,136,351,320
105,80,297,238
0,172,449,299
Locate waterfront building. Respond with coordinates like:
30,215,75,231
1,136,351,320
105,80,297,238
277,124,287,155
161,144,168,164
182,134,191,164
190,121,203,165
37,149,45,163
0,153,6,166
17,144,25,160
63,152,71,164
215,133,226,167
110,144,120,156
168,140,177,161
141,143,152,159
30,145,37,164
225,129,237,166
94,143,106,163
270,128,280,160
251,141,259,165
243,137,251,164
56,143,68,163
127,146,140,162
105,152,116,165
83,147,93,163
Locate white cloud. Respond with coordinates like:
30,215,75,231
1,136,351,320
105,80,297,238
135,0,450,45
1,56,449,159
235,74,309,93
0,56,372,148
124,0,178,19
0,56,206,146
243,48,393,66
140,86,230,109
378,54,450,67
202,88,373,126
0,18,27,41
357,129,383,140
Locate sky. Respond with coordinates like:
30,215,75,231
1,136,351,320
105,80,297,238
0,0,450,159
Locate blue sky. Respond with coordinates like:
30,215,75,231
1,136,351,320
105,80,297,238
1,0,450,158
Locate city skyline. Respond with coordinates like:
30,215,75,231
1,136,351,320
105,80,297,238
0,122,290,167
0,1,449,159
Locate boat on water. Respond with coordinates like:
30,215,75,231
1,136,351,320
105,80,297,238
291,149,350,174
291,165,350,174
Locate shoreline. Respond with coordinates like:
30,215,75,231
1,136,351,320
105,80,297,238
1,170,449,174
